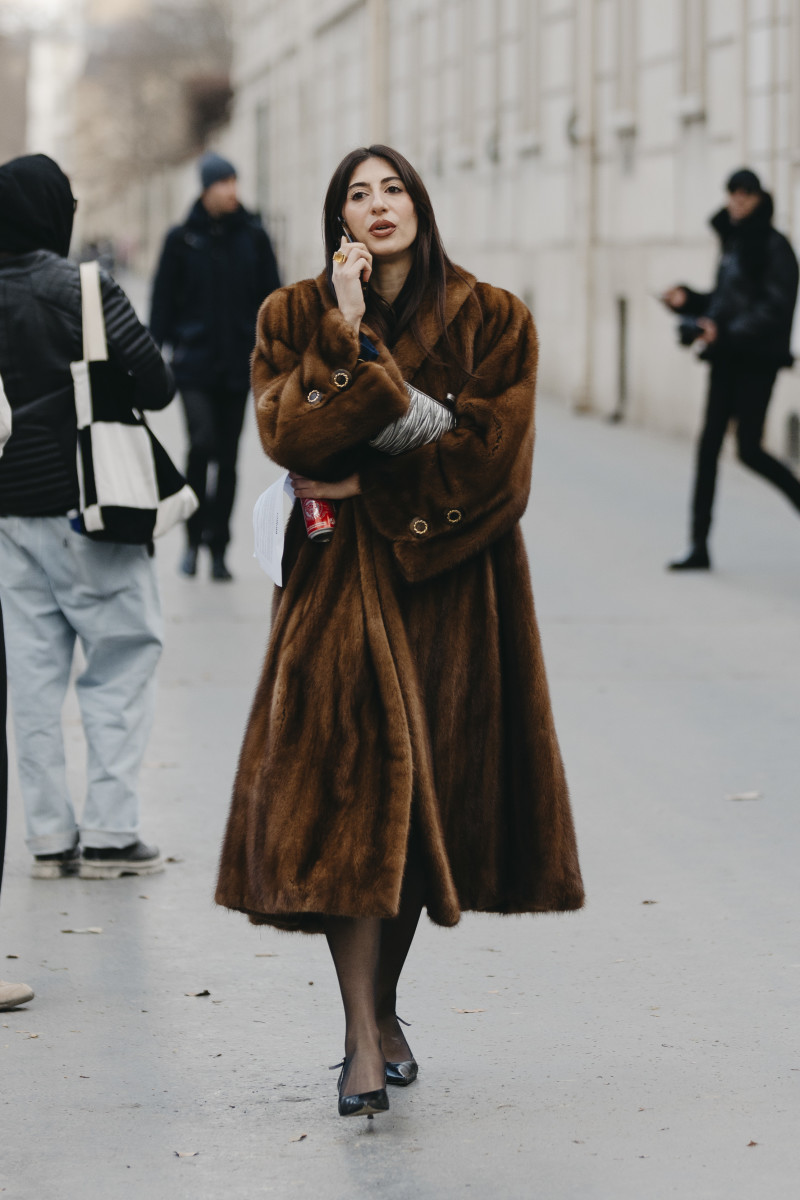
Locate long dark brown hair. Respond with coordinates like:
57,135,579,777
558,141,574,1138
323,145,470,369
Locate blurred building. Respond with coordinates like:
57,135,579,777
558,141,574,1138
71,0,233,257
0,30,29,161
0,0,84,168
228,0,800,450
86,0,151,16
2,0,232,268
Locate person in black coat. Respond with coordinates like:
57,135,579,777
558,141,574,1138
663,168,800,569
150,153,281,580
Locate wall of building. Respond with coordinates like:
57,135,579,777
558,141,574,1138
11,0,233,273
229,0,800,459
0,32,29,161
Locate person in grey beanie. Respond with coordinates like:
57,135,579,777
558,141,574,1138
150,152,281,580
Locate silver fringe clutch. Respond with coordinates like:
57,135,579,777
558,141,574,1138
369,383,456,455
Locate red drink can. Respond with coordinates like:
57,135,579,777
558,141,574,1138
301,498,336,542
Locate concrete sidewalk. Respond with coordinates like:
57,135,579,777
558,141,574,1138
2,392,800,1200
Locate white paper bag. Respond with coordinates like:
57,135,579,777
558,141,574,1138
253,471,296,587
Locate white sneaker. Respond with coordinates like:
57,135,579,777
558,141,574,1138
0,980,35,1011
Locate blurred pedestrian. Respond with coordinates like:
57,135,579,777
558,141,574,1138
150,151,281,581
663,168,800,570
0,153,172,880
215,145,584,1119
0,387,34,1010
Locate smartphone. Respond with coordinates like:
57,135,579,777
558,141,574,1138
338,217,367,287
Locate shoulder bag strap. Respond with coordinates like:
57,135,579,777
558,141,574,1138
79,261,109,363
0,371,11,456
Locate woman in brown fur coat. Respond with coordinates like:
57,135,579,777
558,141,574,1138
215,145,584,1118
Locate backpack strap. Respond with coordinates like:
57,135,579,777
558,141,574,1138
79,261,109,363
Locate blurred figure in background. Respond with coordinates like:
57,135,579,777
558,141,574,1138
0,379,34,1010
663,168,800,570
0,154,172,880
150,152,281,581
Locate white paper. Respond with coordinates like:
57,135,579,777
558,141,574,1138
253,471,295,587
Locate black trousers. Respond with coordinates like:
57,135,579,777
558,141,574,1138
182,387,249,552
691,361,800,546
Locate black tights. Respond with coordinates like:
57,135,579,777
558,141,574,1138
324,838,425,1097
691,361,800,547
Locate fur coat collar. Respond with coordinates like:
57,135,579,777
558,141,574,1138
312,266,478,378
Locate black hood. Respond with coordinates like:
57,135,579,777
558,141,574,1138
0,154,75,258
710,190,774,244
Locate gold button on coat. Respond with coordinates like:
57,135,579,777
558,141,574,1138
410,518,428,536
446,508,463,524
331,369,351,390
306,389,323,405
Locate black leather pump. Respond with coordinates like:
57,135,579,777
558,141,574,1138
331,1057,390,1118
384,1015,418,1087
385,1058,418,1086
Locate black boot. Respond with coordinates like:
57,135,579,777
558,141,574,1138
180,546,198,577
668,545,711,571
31,842,80,880
80,841,164,880
211,551,233,582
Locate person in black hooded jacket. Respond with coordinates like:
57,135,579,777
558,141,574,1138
663,168,800,569
150,152,281,580
0,153,173,881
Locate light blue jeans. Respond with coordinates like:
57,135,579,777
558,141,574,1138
0,516,163,854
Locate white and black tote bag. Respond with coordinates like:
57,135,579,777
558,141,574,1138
72,261,197,543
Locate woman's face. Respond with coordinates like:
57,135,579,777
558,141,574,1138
341,157,418,260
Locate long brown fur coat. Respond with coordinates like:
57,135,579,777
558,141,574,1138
215,267,584,931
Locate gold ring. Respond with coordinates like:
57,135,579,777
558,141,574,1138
332,249,347,264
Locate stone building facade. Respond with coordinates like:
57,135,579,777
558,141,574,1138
8,0,232,263
70,0,232,246
0,31,29,162
229,0,800,451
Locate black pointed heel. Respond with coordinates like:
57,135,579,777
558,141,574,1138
331,1058,390,1118
384,1016,419,1087
385,1058,418,1086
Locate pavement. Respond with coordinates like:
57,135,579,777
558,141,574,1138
2,376,800,1199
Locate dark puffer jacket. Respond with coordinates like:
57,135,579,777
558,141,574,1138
0,251,174,516
149,200,281,393
678,192,799,367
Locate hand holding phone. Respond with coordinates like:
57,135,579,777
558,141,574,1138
332,221,372,332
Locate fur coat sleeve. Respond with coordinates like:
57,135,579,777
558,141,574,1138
251,281,410,479
359,285,537,582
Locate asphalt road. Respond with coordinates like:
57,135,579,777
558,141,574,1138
2,376,800,1199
